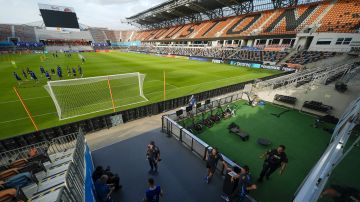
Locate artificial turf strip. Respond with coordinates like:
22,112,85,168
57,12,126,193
194,100,333,201
0,52,280,139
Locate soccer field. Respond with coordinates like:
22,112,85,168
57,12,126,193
0,51,280,139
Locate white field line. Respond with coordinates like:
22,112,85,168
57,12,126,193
0,73,267,124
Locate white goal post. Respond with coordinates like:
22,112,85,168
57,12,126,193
44,72,148,120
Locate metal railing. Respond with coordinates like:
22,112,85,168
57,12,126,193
0,132,78,166
28,129,86,202
162,93,244,172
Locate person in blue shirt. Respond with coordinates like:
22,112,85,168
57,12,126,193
29,71,38,82
45,71,51,81
95,175,114,202
13,72,22,84
39,66,45,76
143,178,163,202
57,66,62,78
222,165,257,202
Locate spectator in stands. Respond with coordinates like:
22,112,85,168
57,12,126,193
95,175,115,202
205,147,228,184
143,178,163,202
146,141,161,174
320,185,360,202
257,145,288,182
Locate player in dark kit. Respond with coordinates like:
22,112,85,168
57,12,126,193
78,65,83,77
29,71,38,82
13,72,22,84
22,69,27,79
57,66,62,78
72,67,77,77
45,71,51,81
257,145,288,182
39,66,45,76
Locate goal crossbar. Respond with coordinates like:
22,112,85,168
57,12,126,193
44,72,147,120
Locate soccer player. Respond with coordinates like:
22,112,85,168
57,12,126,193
45,71,51,81
51,68,55,75
29,71,38,82
39,65,45,76
57,66,62,78
13,72,22,84
72,67,77,77
22,69,27,80
66,66,71,76
78,65,83,78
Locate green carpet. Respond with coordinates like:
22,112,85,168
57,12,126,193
181,100,334,201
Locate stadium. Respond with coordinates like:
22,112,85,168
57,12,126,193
0,0,359,201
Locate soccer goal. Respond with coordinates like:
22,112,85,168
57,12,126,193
44,72,148,120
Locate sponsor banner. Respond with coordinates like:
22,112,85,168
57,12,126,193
212,59,224,64
189,56,210,62
229,61,252,67
261,65,281,71
229,61,291,71
251,63,261,68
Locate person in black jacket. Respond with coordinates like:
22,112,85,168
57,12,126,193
257,145,288,182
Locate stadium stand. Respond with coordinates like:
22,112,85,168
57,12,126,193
318,0,360,33
88,28,108,42
103,30,117,42
133,3,307,40
0,24,12,41
285,51,339,65
0,130,87,202
14,25,36,42
129,46,288,63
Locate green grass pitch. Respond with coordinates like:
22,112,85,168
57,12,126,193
0,51,280,139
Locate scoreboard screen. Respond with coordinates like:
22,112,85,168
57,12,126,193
39,4,80,29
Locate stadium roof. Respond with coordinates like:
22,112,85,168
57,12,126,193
126,0,325,29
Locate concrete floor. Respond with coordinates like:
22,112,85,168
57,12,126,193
88,114,228,202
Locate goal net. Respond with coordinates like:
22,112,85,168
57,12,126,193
44,72,148,120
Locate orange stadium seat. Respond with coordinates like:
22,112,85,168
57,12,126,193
318,0,360,32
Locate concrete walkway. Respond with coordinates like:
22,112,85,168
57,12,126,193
87,114,228,202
